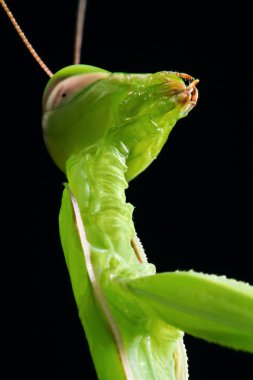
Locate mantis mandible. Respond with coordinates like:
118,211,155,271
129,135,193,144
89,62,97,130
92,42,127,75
1,1,253,379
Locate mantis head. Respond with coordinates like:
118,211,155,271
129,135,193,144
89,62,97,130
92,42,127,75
42,64,198,181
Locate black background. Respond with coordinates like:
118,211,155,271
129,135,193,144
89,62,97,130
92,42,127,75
1,0,252,379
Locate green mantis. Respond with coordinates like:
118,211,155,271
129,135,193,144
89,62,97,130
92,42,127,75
1,1,252,379
42,63,253,379
43,62,201,379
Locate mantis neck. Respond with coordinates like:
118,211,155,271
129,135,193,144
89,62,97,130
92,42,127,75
66,141,155,279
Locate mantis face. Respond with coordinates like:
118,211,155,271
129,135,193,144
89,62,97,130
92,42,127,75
42,64,198,180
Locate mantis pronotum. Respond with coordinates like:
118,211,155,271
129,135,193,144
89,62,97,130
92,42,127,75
0,0,252,380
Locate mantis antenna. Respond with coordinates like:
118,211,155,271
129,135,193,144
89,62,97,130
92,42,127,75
0,0,88,75
74,0,87,64
0,0,53,77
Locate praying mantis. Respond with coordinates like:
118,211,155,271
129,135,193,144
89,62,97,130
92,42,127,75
0,0,252,380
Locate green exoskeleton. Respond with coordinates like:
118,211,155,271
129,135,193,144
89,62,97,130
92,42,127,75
1,1,253,379
43,66,199,379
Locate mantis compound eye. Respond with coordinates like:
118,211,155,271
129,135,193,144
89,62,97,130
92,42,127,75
41,65,111,173
42,72,109,112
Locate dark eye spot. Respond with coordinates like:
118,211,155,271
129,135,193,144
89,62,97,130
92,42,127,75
61,93,67,97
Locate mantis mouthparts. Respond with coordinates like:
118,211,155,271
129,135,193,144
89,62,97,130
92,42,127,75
174,72,199,115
